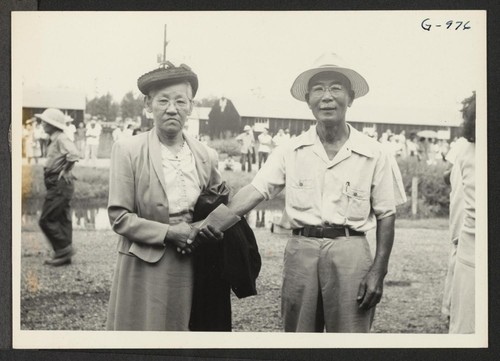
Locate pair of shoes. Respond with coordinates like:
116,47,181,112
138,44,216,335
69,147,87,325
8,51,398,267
54,245,74,258
44,247,75,267
44,255,72,266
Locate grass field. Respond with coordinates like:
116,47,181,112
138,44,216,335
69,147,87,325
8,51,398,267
20,218,450,333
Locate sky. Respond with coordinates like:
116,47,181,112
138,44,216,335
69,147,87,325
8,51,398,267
13,11,486,126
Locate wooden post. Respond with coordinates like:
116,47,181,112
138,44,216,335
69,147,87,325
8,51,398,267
163,24,167,64
411,176,418,217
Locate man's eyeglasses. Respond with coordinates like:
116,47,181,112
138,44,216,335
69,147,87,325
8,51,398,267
309,84,347,97
156,98,192,110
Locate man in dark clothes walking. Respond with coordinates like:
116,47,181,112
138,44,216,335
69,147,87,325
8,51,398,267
36,108,80,266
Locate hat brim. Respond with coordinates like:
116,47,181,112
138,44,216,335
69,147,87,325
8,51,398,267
35,113,67,131
290,66,369,102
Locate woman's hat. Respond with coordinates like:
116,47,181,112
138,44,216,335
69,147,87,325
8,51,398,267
243,125,252,131
290,53,369,102
137,62,198,96
34,108,67,131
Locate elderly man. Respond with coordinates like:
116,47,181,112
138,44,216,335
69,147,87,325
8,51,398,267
198,53,406,332
36,108,80,266
106,63,223,331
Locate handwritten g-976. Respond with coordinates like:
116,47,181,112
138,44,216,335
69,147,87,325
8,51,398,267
421,18,471,31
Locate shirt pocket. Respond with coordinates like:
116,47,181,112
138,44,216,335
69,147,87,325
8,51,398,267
342,184,370,222
288,178,315,211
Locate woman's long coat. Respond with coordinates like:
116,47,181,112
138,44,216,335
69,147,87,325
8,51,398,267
106,128,221,330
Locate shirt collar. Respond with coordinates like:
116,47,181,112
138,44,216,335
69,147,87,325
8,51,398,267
292,123,374,158
292,126,316,149
345,124,375,158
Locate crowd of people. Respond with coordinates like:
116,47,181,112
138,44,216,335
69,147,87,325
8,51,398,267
23,115,102,165
363,128,456,165
224,124,459,173
22,111,458,173
22,115,146,166
228,126,297,172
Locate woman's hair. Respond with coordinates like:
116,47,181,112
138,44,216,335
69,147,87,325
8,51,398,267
461,92,476,143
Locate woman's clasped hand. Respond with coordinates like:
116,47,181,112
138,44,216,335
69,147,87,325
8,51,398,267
167,222,224,255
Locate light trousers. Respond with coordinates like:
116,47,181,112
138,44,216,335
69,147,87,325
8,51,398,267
282,235,375,332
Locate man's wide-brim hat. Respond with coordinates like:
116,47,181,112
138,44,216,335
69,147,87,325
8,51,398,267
137,62,198,96
34,108,67,131
290,53,369,102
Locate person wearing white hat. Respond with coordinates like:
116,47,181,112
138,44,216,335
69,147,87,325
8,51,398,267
85,119,101,167
257,126,273,169
235,124,255,172
196,53,407,332
35,108,80,266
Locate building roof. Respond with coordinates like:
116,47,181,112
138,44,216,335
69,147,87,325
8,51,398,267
230,96,463,127
193,95,463,128
23,88,86,110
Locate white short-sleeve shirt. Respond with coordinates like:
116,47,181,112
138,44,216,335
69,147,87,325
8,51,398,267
251,124,407,232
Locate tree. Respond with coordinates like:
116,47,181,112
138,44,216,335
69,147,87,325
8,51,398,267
86,93,120,121
194,95,218,108
121,91,144,120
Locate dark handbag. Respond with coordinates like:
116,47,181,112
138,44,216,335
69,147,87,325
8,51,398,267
192,182,230,222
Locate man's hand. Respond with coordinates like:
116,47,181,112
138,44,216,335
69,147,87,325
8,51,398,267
356,266,387,310
357,214,395,310
198,224,224,243
185,225,224,254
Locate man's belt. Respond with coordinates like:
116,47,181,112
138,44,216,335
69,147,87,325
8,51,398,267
292,225,365,239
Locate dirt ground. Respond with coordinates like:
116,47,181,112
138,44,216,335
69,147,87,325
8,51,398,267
19,219,450,333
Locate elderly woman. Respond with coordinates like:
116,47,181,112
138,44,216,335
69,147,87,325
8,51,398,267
106,63,222,331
